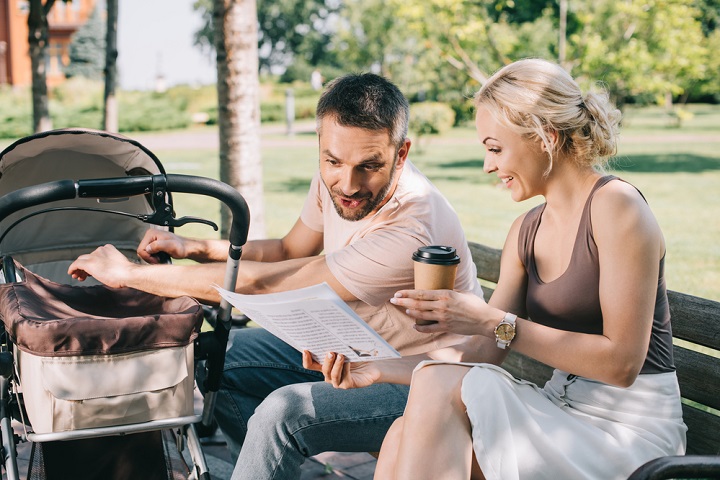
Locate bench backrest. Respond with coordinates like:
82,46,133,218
468,241,720,455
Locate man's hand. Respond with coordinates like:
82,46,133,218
137,229,193,264
302,351,380,390
68,244,136,288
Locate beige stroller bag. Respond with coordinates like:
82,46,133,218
0,261,203,435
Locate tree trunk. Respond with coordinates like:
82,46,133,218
28,0,55,133
103,0,119,132
213,0,265,240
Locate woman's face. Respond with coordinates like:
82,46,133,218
475,106,549,202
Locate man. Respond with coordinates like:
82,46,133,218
69,73,482,479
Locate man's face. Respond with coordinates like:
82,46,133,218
318,117,409,221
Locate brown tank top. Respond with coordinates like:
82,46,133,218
519,175,674,374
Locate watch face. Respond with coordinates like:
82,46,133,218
496,323,515,341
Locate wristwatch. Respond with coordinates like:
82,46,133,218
494,312,517,349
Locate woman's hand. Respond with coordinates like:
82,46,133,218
302,351,380,389
390,289,501,337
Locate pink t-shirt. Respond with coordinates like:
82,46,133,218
301,161,482,355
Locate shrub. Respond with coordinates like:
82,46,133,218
410,102,455,136
449,98,476,126
0,87,33,139
0,111,33,139
118,93,191,132
0,79,319,137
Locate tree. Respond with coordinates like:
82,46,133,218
65,3,105,80
568,0,708,110
103,0,118,132
213,0,266,240
195,0,339,75
28,0,57,132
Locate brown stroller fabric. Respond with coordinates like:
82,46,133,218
0,260,203,357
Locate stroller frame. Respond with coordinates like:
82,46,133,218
0,172,250,480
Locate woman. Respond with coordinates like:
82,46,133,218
303,58,686,479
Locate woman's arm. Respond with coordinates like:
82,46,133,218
393,185,664,387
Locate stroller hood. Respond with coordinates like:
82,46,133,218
0,128,169,284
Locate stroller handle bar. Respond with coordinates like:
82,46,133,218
0,174,251,247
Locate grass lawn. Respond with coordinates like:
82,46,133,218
1,106,718,301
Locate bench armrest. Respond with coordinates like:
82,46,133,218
627,455,720,480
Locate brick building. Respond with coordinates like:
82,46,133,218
0,0,96,87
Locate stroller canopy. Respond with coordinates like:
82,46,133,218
0,128,169,284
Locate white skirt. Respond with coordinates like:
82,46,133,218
413,362,687,480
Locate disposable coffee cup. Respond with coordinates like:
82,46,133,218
412,245,461,325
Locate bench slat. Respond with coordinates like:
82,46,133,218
683,403,720,455
468,242,501,284
503,351,553,386
674,345,720,411
668,291,720,351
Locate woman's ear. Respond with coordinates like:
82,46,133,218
540,129,559,153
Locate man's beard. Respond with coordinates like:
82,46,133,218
327,161,397,222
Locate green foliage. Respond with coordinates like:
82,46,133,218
193,0,341,74
0,81,200,138
117,92,191,132
693,28,720,101
163,84,217,116
666,107,695,128
192,0,214,54
569,0,710,108
188,0,718,113
65,5,106,80
410,102,456,136
449,97,476,126
409,102,456,151
0,87,33,139
0,77,325,139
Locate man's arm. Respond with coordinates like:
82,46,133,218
138,218,323,264
240,218,325,262
68,218,360,304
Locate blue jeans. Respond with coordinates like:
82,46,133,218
199,328,410,480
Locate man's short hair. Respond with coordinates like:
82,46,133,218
316,73,410,149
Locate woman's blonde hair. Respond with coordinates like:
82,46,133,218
474,58,621,173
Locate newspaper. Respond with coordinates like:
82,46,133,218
214,283,401,363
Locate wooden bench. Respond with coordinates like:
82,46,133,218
468,241,720,480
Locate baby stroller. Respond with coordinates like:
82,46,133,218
0,129,250,479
